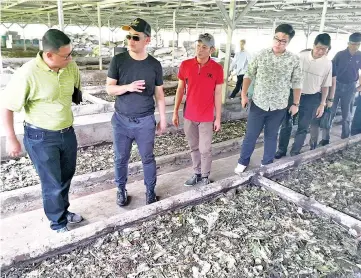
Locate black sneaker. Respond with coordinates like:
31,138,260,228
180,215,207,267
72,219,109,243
184,174,202,187
275,151,286,159
116,189,128,207
201,177,211,186
146,190,157,205
319,139,329,146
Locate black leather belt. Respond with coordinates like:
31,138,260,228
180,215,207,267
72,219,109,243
24,122,72,133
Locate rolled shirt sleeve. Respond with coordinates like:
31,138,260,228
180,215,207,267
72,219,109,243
244,53,258,80
322,62,333,88
291,56,302,89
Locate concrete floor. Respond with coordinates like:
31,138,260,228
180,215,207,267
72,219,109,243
0,126,342,261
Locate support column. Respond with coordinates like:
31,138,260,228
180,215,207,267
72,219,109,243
172,10,176,65
305,24,311,49
19,24,27,51
108,20,111,47
221,0,236,104
57,0,64,31
47,12,51,28
319,0,328,33
97,3,103,70
272,18,277,38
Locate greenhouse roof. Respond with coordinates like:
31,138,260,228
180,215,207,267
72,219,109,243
1,0,361,33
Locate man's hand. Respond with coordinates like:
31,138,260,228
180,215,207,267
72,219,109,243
315,104,325,118
241,94,249,109
289,105,299,116
326,100,333,108
7,137,22,157
127,80,145,92
156,119,167,135
172,112,179,128
356,85,361,93
214,119,221,132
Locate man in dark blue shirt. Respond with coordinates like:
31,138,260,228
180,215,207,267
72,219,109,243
320,32,361,144
106,18,166,206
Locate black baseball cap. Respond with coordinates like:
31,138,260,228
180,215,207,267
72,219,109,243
122,18,151,37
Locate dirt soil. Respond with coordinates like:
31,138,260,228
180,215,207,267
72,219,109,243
272,144,361,220
1,120,246,192
2,186,360,278
71,100,93,106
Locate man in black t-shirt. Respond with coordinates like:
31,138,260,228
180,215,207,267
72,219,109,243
106,18,166,206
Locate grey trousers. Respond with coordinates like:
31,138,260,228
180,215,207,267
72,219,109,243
184,119,214,177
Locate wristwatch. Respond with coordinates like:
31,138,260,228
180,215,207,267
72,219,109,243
292,103,299,107
327,98,334,102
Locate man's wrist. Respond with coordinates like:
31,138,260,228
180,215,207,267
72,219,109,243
7,134,17,140
292,103,299,107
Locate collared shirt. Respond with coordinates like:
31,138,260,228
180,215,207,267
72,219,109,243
245,48,302,111
1,52,81,130
230,50,251,75
333,49,361,84
300,50,332,94
178,57,224,122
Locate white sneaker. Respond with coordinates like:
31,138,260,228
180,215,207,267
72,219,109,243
234,163,247,175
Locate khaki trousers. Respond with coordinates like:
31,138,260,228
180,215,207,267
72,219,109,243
184,119,213,177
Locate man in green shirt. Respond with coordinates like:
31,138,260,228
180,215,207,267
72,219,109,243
1,29,83,233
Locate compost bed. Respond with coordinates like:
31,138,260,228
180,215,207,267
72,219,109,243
2,186,360,278
1,120,246,192
272,144,361,221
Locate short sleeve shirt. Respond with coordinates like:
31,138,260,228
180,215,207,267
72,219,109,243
0,52,81,130
108,52,163,118
178,57,224,122
333,49,361,84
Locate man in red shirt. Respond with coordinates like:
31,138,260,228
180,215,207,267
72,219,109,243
173,33,224,186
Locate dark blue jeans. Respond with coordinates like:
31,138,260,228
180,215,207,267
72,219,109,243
111,112,157,192
23,125,77,230
322,81,356,140
290,93,321,155
351,94,361,136
239,103,286,166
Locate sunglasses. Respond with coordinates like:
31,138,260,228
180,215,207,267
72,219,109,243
126,34,142,41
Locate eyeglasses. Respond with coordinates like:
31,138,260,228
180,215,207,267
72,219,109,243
53,50,73,60
273,37,288,45
126,34,141,41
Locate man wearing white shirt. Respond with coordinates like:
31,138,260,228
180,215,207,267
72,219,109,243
275,33,332,158
229,39,251,99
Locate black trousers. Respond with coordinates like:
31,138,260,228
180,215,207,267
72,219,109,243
229,75,244,98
